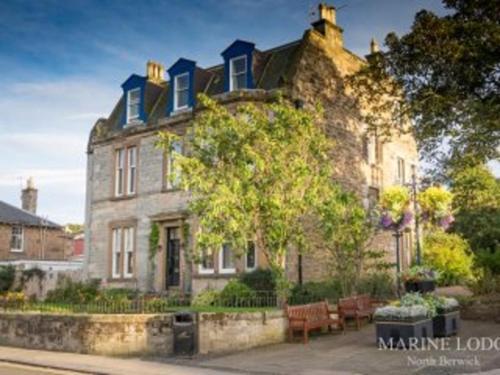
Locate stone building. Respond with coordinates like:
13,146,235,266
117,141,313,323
84,3,418,294
0,179,72,262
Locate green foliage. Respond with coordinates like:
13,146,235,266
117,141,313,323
191,289,221,307
380,186,411,222
450,164,500,252
417,186,453,228
64,223,84,234
423,231,474,286
98,288,139,303
470,268,500,296
400,265,437,283
476,249,500,275
349,1,500,172
0,265,15,292
239,268,276,291
45,278,101,304
149,222,160,260
157,94,336,297
289,280,343,304
356,273,395,300
318,190,374,296
220,280,256,303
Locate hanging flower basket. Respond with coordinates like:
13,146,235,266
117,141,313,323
379,186,412,231
417,186,454,230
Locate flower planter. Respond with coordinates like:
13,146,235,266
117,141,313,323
433,309,460,337
375,318,433,348
404,280,435,294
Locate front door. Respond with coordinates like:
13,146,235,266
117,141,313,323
166,227,180,288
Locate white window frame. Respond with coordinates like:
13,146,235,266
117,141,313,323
115,148,125,197
123,227,135,278
245,242,257,271
174,72,190,111
198,250,215,275
219,244,236,274
10,225,24,252
229,55,247,91
166,140,182,190
397,157,406,185
127,146,137,195
126,88,141,123
111,228,122,279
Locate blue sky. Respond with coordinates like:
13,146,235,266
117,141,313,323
0,0,470,224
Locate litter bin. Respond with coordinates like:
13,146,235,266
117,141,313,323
173,311,197,356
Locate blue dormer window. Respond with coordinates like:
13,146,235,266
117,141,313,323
126,88,141,122
174,73,190,111
121,74,147,126
230,55,247,91
167,58,196,116
221,40,255,92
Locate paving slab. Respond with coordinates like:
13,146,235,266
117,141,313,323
187,320,500,375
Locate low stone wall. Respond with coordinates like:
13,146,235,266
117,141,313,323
0,313,173,356
198,310,287,354
0,310,287,356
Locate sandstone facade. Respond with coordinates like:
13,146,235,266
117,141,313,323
85,5,418,294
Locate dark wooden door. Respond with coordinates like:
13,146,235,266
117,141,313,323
166,227,180,288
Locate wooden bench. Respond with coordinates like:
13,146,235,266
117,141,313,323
338,294,376,330
285,300,344,344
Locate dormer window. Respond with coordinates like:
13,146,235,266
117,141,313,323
126,88,141,123
221,40,255,93
174,73,190,111
230,55,247,91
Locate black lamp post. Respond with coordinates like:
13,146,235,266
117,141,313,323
405,165,422,265
393,229,402,297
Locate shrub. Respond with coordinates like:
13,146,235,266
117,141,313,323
98,288,138,303
289,280,342,304
470,268,500,295
239,268,276,291
356,273,395,300
423,231,474,286
45,278,101,304
191,289,221,307
0,265,15,292
219,280,256,306
0,291,26,305
476,248,500,274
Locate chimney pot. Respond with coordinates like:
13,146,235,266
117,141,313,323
318,3,336,25
21,177,38,214
147,60,165,83
370,38,380,54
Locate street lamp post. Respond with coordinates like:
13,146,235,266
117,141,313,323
406,165,422,265
393,229,402,297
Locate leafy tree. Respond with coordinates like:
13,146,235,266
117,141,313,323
450,164,500,252
423,230,474,286
157,94,334,297
317,190,380,296
350,0,500,172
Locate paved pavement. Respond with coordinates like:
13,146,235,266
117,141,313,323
0,320,499,375
185,320,500,375
0,362,80,375
0,346,236,375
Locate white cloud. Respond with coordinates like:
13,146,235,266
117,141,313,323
0,77,117,223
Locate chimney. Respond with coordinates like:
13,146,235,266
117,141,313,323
21,177,38,214
146,60,165,83
370,38,380,54
311,3,344,48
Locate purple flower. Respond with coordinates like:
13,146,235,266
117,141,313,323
381,213,394,229
440,214,455,230
399,211,413,229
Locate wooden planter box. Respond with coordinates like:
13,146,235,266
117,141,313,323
433,309,460,337
404,280,435,294
375,318,433,348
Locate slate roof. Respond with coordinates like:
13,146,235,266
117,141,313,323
0,200,61,229
102,39,303,133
